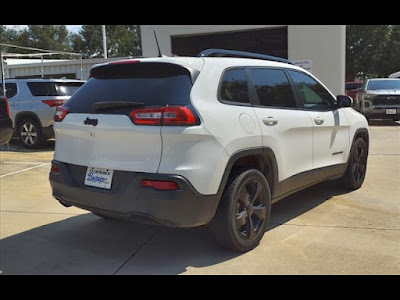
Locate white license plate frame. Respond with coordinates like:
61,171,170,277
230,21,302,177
84,167,114,189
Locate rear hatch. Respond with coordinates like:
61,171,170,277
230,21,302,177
53,60,200,173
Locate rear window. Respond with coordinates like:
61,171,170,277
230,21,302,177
66,62,193,113
27,82,83,97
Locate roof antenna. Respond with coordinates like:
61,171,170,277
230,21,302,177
153,30,166,57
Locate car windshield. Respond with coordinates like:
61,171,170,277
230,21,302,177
367,80,400,91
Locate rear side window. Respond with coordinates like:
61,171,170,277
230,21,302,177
27,82,83,97
249,68,297,108
66,62,193,113
219,69,250,104
0,83,18,98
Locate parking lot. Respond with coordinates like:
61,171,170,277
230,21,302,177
0,120,399,275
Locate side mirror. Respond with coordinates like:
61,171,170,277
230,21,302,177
337,95,353,108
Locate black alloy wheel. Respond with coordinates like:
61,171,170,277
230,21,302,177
339,138,368,190
235,179,267,241
209,168,271,252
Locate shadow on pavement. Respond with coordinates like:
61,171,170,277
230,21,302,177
269,180,350,230
368,119,400,127
0,138,55,152
0,180,351,275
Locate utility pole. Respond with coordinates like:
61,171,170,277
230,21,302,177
102,25,107,59
0,47,5,95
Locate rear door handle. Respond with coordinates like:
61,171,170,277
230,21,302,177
263,117,279,126
314,118,324,125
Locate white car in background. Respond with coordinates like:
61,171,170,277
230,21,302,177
49,49,369,252
389,71,400,79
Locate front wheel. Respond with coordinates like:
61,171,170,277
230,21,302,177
209,168,271,252
339,138,368,190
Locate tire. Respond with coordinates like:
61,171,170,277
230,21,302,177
209,168,271,252
17,118,45,149
339,138,368,190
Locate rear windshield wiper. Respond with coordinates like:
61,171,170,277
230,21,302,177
93,101,144,112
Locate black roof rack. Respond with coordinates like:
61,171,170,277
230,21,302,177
197,49,293,65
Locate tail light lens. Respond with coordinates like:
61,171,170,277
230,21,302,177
54,106,69,122
140,180,179,190
42,100,66,107
130,107,163,125
3,96,10,117
129,106,197,126
50,164,61,175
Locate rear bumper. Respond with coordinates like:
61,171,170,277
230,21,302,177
49,160,220,227
0,118,13,145
363,107,400,119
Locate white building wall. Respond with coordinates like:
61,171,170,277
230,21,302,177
288,25,346,96
141,25,346,96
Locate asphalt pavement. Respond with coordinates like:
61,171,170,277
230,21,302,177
0,120,399,274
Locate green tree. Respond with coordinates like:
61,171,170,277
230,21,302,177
346,25,400,79
346,25,391,79
380,25,400,76
71,25,141,58
0,25,19,51
1,25,71,54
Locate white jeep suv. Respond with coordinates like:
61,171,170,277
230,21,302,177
49,49,369,252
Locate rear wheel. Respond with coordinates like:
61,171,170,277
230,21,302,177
209,168,271,252
339,138,368,190
17,118,45,149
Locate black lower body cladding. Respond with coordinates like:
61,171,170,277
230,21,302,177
49,160,220,227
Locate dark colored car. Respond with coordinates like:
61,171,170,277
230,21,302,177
345,81,363,100
0,87,13,146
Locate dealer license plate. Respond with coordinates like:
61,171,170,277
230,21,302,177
85,167,114,189
386,109,396,115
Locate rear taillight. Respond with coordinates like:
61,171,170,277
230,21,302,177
42,100,66,107
130,107,163,125
140,180,179,190
3,96,10,117
129,106,197,126
50,164,61,175
54,106,69,122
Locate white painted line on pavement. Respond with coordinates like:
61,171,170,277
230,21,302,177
0,162,50,178
1,161,46,165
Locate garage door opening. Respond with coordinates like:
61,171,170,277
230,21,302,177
171,27,288,59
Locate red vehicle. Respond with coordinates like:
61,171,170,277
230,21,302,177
0,87,13,146
345,81,363,100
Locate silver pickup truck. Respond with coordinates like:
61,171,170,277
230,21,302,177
355,78,400,121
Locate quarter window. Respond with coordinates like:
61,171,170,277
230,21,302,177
0,82,17,98
220,69,250,104
249,68,297,108
288,70,335,110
